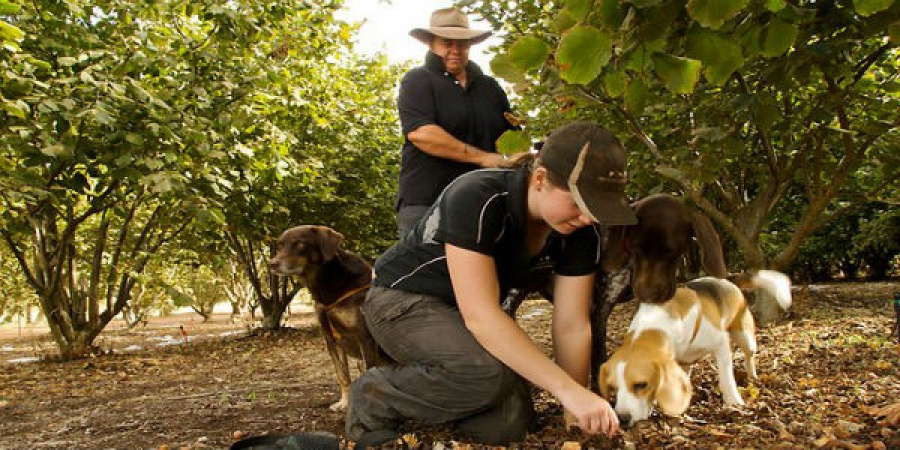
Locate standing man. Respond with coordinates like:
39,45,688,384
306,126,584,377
396,7,517,237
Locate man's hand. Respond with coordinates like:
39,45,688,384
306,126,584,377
479,151,507,168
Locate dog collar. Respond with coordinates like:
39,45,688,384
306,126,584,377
327,284,371,311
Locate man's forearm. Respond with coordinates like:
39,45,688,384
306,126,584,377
407,124,504,167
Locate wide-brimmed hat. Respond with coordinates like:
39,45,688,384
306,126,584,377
540,122,637,226
410,7,492,46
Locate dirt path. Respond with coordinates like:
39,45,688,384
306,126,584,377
1,282,898,450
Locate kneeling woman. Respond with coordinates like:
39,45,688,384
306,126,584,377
348,122,636,445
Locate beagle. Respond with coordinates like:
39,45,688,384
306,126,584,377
598,270,792,425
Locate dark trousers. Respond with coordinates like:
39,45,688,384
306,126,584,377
396,205,429,240
346,287,535,444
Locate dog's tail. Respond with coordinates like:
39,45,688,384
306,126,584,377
753,270,792,310
731,269,793,311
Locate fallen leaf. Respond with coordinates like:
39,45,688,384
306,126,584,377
740,384,761,401
561,442,581,450
862,402,900,427
813,433,835,448
401,434,418,446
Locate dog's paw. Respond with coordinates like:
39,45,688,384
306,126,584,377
723,399,747,411
329,397,349,411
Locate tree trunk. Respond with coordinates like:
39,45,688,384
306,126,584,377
42,289,105,359
257,270,303,330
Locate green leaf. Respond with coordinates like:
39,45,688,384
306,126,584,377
602,71,627,98
651,52,702,94
853,0,895,17
598,0,625,29
656,166,686,181
625,78,648,114
686,0,750,29
497,130,532,156
889,21,900,44
564,0,593,21
57,56,78,67
114,154,134,167
1,99,29,118
509,36,551,73
764,0,787,12
751,94,781,132
557,26,613,85
685,26,744,86
621,39,666,72
553,9,578,32
490,54,526,84
0,1,21,14
630,0,664,7
41,144,69,157
0,21,24,43
125,133,144,145
761,18,798,57
692,126,729,142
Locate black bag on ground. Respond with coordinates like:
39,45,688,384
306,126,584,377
229,432,340,450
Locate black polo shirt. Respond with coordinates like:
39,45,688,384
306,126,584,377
396,51,515,208
373,167,604,306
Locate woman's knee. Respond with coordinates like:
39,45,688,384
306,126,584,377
445,355,519,404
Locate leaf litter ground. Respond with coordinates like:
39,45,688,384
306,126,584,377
1,281,898,450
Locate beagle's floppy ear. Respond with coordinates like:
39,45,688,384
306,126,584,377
653,359,692,416
315,226,344,261
689,209,726,278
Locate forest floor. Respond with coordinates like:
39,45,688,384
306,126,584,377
1,281,899,450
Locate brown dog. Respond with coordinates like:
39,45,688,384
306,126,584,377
603,193,727,303
269,225,388,411
502,194,727,387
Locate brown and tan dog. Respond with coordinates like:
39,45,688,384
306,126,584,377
269,225,388,411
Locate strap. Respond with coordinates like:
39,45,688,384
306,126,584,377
325,284,371,312
322,284,371,340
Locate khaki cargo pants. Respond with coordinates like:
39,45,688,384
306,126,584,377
345,286,535,444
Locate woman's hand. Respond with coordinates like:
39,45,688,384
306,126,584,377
558,385,619,438
552,274,617,436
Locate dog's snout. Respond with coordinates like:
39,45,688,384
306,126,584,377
634,281,676,304
617,412,632,427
